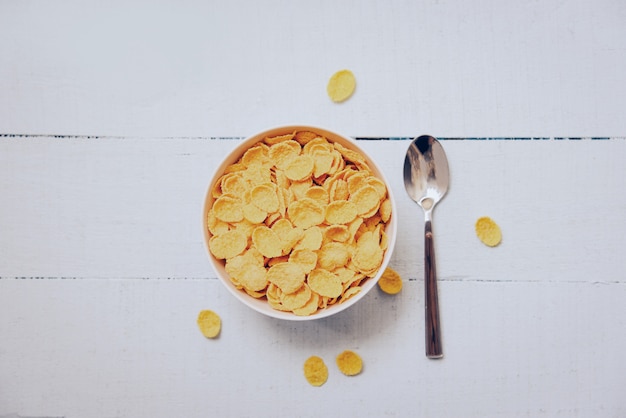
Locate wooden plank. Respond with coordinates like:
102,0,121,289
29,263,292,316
1,138,625,284
1,278,624,417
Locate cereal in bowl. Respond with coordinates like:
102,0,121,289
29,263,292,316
207,130,392,316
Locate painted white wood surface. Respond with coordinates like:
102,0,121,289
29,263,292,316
1,138,625,418
2,1,626,417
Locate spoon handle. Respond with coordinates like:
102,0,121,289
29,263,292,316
425,220,443,358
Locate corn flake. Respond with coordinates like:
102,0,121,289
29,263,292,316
303,355,328,386
197,310,221,339
327,69,356,103
378,267,403,295
213,195,244,223
252,226,283,258
476,216,502,247
267,262,306,294
208,230,247,260
308,269,343,298
336,350,363,376
250,184,279,213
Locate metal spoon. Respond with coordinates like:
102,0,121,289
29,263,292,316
403,135,449,359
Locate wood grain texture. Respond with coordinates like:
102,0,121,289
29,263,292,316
2,0,626,416
1,138,626,417
1,278,625,417
1,1,626,138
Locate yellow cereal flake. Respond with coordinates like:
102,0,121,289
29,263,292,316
317,242,350,271
336,350,363,376
289,249,318,273
281,283,312,311
208,230,247,260
294,226,323,251
350,185,381,216
264,131,295,145
284,155,315,181
324,224,351,243
308,269,343,298
303,356,328,386
367,177,387,200
292,292,320,316
378,267,403,295
312,149,335,178
242,202,267,224
250,184,279,213
205,129,393,316
220,173,248,198
287,198,325,229
475,216,502,247
304,186,329,205
379,198,392,223
207,209,230,236
267,262,306,294
327,69,356,103
325,200,358,225
213,195,244,223
251,226,283,258
269,140,300,170
329,179,349,201
352,230,384,274
197,310,221,339
294,131,319,145
341,286,361,301
241,143,269,167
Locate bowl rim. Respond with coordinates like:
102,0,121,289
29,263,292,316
202,124,398,321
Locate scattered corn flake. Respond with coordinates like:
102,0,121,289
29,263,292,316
475,216,502,247
197,310,221,339
378,267,403,295
327,69,356,103
303,356,329,386
336,350,363,376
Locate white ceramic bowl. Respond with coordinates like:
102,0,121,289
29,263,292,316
202,125,397,320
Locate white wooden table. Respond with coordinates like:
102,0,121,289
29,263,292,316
2,2,626,417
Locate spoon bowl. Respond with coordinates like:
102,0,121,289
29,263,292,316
403,135,449,358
